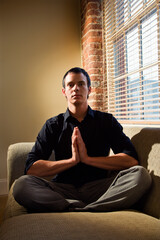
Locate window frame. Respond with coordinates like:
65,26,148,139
103,0,160,125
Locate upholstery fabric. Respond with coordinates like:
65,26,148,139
123,126,160,218
0,211,160,240
3,182,27,220
7,142,34,188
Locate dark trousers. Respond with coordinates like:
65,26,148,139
13,166,151,212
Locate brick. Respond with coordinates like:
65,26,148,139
90,75,103,81
86,2,99,11
88,61,103,69
87,9,101,16
84,16,101,28
88,68,103,75
90,76,102,82
89,42,102,49
87,36,102,43
82,23,102,34
82,30,102,43
89,55,103,62
91,81,100,88
91,83,104,91
88,49,103,56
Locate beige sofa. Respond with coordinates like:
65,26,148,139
0,126,160,240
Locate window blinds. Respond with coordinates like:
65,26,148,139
103,0,160,124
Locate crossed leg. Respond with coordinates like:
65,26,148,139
13,175,86,212
78,166,151,211
13,166,151,213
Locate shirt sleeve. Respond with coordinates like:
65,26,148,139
110,116,139,161
25,119,57,174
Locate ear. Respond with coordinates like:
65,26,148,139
88,86,91,95
62,88,66,97
87,86,91,99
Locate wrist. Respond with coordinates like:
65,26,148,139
81,155,90,164
70,157,79,166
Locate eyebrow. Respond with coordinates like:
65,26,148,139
67,80,86,85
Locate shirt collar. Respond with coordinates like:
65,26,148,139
64,106,94,122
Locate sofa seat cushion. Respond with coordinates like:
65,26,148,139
0,211,160,240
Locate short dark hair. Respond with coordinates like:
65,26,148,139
62,67,91,88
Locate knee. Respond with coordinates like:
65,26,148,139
131,165,152,191
13,175,33,204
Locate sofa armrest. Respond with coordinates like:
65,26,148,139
3,181,28,220
7,143,34,189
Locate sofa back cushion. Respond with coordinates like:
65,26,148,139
123,126,160,219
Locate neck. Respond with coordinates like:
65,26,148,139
68,103,88,122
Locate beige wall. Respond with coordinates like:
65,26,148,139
0,0,81,181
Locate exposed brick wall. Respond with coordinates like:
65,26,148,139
80,0,104,111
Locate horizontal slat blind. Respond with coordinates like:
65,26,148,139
103,0,160,124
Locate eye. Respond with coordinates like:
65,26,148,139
68,83,74,88
78,82,84,87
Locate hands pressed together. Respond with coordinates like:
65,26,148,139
71,127,88,165
27,126,138,178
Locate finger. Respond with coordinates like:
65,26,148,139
72,135,77,147
72,127,79,137
71,135,80,163
74,127,82,140
72,127,76,136
72,128,77,143
72,137,77,155
76,129,84,146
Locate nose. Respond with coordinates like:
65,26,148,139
73,84,79,91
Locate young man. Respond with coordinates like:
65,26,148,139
13,67,151,212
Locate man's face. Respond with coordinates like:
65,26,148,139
62,72,91,106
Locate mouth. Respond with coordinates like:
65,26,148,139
72,94,82,98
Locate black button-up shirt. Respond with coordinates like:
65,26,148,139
25,106,138,187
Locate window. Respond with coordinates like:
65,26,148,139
103,0,160,124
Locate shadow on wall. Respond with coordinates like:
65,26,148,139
131,128,160,219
